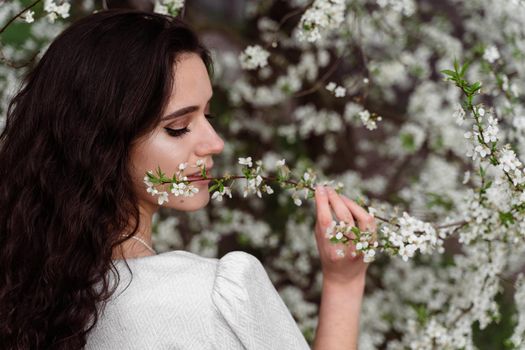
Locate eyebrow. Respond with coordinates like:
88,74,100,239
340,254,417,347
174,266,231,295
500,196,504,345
161,96,213,122
161,106,199,121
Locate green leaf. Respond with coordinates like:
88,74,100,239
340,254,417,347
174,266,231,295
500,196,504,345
441,69,456,77
499,211,515,226
329,236,340,244
303,22,313,31
209,183,220,192
459,61,470,77
479,166,486,177
237,233,250,246
470,81,482,93
426,193,454,210
400,133,416,151
414,304,429,326
453,58,459,73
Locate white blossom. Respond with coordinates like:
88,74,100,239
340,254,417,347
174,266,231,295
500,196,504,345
238,156,253,167
357,110,382,130
211,186,232,202
170,182,199,197
334,86,346,97
325,82,346,97
376,0,416,16
295,0,346,42
154,0,185,16
325,82,336,91
24,10,35,23
453,104,466,126
510,274,525,347
483,45,500,63
239,45,270,70
157,191,169,205
44,0,70,23
498,146,522,173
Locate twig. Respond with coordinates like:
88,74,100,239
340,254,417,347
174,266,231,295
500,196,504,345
0,0,43,69
156,174,469,233
262,0,314,50
0,44,40,69
0,0,42,34
292,49,348,98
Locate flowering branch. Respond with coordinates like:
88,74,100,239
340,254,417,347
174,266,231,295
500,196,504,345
0,0,42,69
443,61,523,191
0,0,41,34
143,156,468,262
443,61,525,230
292,49,348,98
0,0,72,69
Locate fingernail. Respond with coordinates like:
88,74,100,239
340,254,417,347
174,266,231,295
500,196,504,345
316,185,326,195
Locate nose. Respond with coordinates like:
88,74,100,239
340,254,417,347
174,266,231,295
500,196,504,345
196,122,224,157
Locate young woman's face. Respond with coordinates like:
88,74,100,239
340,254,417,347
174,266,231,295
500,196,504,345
129,52,224,213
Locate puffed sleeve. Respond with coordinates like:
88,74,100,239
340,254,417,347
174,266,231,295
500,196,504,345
212,251,311,350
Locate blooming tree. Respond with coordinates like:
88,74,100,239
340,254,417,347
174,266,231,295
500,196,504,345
2,0,525,348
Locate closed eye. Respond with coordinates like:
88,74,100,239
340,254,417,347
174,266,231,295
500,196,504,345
164,114,216,138
165,127,190,137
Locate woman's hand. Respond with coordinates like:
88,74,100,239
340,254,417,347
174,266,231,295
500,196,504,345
312,185,375,350
313,185,377,286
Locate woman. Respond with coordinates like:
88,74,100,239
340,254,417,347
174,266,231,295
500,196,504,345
0,9,375,350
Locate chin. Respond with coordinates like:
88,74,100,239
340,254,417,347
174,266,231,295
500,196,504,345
167,189,211,212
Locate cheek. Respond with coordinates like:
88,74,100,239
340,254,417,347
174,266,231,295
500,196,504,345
134,132,191,180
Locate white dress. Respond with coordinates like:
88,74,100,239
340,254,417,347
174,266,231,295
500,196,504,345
85,250,311,349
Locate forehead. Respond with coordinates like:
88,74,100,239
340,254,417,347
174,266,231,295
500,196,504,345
170,53,212,102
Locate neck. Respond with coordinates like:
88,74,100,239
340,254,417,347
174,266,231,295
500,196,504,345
112,203,157,260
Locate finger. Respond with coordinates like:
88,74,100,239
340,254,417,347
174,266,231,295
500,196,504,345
340,195,377,238
326,187,355,227
314,186,333,237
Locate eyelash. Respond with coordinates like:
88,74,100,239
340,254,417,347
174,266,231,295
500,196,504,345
165,114,215,138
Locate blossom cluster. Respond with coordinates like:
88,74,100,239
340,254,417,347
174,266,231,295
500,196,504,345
463,106,500,161
44,0,71,23
143,160,202,205
153,0,185,17
381,212,444,261
295,0,346,42
325,220,379,262
239,45,270,70
325,81,346,97
358,110,382,131
376,0,416,16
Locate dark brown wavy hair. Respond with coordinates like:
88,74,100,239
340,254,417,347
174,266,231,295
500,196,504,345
0,9,212,349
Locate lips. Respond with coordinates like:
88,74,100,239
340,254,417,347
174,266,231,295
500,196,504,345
187,166,213,179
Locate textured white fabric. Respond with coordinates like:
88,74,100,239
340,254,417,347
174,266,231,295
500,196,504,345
85,250,311,349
